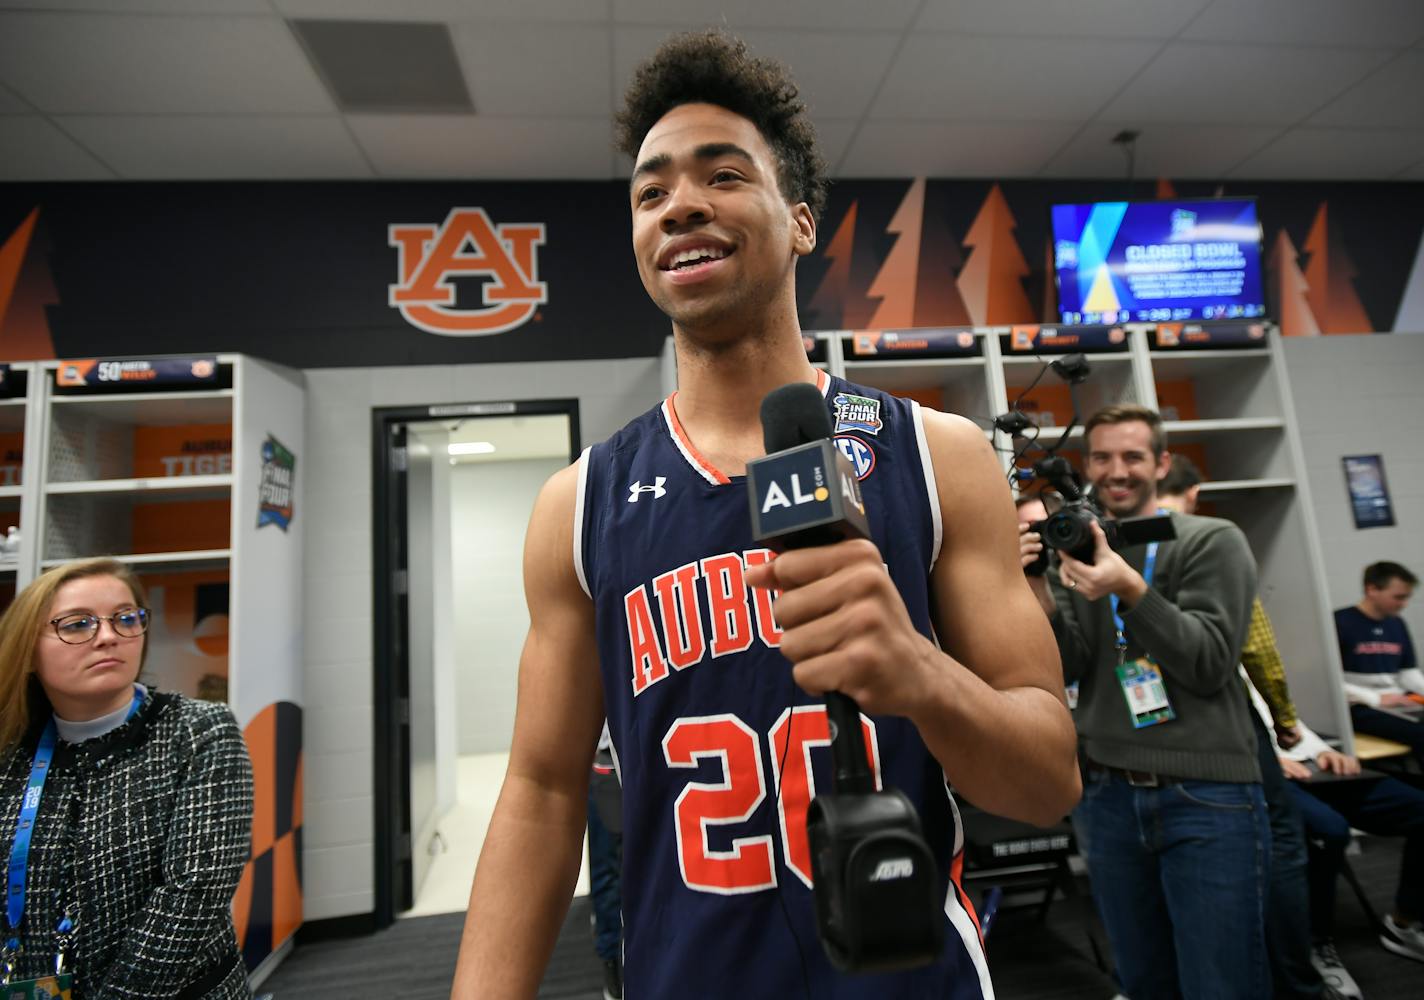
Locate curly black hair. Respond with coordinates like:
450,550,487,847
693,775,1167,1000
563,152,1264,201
615,30,829,223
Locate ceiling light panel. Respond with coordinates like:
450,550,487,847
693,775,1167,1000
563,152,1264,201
292,18,473,112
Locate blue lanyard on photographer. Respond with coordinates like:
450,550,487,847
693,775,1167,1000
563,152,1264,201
4,688,142,983
1109,542,1158,667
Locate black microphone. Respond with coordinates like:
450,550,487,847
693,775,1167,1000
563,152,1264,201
747,382,943,974
750,382,874,795
748,382,871,554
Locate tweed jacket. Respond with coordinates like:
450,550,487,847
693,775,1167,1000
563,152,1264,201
0,689,253,999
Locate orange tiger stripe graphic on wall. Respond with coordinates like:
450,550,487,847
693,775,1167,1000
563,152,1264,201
0,207,58,360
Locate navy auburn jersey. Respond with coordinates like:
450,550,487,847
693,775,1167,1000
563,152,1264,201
575,371,993,999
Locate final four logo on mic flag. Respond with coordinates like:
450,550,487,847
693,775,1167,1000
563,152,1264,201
257,435,296,531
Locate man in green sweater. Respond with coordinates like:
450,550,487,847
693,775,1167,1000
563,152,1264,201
1022,404,1267,1000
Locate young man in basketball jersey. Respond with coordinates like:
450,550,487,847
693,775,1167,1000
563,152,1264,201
452,31,1078,999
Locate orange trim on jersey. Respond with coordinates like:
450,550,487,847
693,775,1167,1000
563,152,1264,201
664,392,732,485
664,372,828,484
950,851,985,944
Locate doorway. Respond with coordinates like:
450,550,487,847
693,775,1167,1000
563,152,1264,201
372,399,579,927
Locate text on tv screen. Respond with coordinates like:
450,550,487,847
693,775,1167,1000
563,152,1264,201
1051,198,1265,325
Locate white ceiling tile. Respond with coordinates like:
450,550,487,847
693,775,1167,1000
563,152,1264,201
57,114,372,179
613,0,923,32
0,12,334,114
915,0,1211,39
453,22,611,117
873,34,1160,122
1228,127,1424,179
614,27,898,124
612,26,681,114
1041,122,1276,179
731,31,898,121
348,114,616,178
275,0,600,21
0,115,113,179
1309,51,1424,129
0,1,268,11
839,121,1079,178
1099,42,1393,125
813,119,858,173
0,83,31,113
1182,0,1424,48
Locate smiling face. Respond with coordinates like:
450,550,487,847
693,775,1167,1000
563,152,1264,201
630,102,814,341
33,574,146,721
1085,420,1171,520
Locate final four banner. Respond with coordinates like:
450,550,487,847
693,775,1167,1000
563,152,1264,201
0,179,1421,369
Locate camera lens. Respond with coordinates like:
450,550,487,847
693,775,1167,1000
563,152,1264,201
1045,511,1092,556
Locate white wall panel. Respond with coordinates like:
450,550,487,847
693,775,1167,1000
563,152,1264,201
300,356,660,919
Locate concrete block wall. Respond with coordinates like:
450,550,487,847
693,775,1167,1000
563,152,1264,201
1284,334,1424,639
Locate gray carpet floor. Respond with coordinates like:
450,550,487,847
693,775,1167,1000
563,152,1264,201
263,836,1422,998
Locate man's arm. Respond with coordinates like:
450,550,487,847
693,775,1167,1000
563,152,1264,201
1343,677,1388,708
1397,669,1424,698
1058,519,1256,697
451,463,605,1000
746,412,1080,827
1018,524,1093,684
921,412,1080,822
1239,598,1300,731
1398,623,1424,696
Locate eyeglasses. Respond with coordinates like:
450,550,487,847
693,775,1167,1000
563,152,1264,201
48,608,151,645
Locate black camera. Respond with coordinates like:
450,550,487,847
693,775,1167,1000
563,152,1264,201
1029,456,1174,566
1003,353,1173,571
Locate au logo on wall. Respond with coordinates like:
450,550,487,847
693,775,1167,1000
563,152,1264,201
388,207,547,336
257,435,295,531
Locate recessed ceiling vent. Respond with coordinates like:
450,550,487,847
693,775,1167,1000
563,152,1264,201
291,19,473,113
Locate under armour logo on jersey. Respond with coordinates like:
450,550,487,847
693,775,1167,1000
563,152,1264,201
628,477,667,502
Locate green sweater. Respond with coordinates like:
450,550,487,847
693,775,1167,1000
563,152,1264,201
1051,510,1261,783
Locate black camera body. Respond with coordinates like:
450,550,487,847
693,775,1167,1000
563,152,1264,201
1031,502,1117,566
1029,457,1175,565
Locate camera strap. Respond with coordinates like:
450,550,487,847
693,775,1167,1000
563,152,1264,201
1110,541,1158,665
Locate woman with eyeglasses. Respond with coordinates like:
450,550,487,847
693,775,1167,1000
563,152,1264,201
0,557,253,998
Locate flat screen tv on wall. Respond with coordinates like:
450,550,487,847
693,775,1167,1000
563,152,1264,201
1051,197,1266,326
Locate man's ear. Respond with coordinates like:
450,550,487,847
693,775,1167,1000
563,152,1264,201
790,202,816,257
1185,484,1201,514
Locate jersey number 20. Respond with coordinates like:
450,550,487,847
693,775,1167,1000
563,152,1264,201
661,707,881,895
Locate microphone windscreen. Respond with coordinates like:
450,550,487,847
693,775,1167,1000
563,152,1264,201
760,381,833,454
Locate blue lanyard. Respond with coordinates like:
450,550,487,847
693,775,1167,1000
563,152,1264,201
1109,542,1159,656
6,689,143,939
